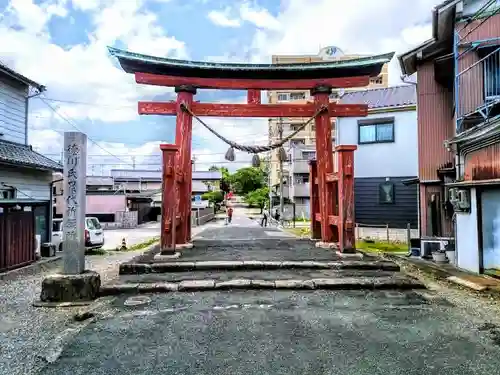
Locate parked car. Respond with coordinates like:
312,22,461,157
85,217,105,249
52,219,64,251
51,216,105,251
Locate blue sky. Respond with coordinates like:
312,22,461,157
0,0,442,172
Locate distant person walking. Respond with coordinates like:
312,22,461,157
274,208,280,223
227,206,233,224
260,209,268,227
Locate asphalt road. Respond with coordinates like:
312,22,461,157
39,290,500,375
34,212,500,374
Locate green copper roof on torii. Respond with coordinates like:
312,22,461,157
108,47,394,80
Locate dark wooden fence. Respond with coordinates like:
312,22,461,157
0,211,36,272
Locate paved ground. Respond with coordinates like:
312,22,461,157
102,222,161,250
103,220,213,250
11,210,500,374
0,250,149,375
38,290,500,375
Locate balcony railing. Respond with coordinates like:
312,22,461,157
292,183,310,197
457,46,500,132
291,159,310,174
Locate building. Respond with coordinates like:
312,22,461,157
336,85,418,228
267,46,390,193
399,0,500,275
53,169,222,225
0,63,63,270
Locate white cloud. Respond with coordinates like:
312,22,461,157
239,0,443,85
207,8,241,28
239,2,280,31
207,1,280,30
1,0,186,125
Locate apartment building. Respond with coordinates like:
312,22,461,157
268,46,390,211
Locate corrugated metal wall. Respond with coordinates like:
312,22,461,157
416,62,455,182
457,49,483,118
458,13,500,44
465,143,500,180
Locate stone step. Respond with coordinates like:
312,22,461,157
100,275,425,296
119,268,400,283
119,260,400,275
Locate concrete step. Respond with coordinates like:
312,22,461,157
119,269,400,283
100,275,425,296
119,260,400,275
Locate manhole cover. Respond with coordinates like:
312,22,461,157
124,296,151,306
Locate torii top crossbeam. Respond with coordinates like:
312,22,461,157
109,47,393,91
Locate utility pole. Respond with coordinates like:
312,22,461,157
132,156,136,170
278,117,284,224
192,155,197,172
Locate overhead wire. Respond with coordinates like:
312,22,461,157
38,96,136,167
459,1,500,41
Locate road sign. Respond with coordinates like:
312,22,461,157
194,195,202,202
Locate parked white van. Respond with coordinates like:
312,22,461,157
51,217,105,250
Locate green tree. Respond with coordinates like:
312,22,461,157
201,190,224,205
244,187,269,213
229,167,265,195
209,165,231,192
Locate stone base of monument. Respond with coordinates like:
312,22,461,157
36,270,101,307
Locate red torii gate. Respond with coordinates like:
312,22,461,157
109,47,394,255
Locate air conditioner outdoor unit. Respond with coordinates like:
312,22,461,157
449,187,470,212
457,189,470,210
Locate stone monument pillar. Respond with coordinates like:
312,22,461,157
38,132,101,305
63,132,87,274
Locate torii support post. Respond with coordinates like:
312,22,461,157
311,85,338,244
174,85,196,248
160,144,178,253
309,160,321,240
336,145,357,253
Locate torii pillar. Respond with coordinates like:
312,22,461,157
174,85,196,249
311,85,338,245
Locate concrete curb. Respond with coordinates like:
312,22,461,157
118,260,400,275
100,276,425,296
0,256,62,281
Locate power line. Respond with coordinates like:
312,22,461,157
39,96,134,167
36,97,137,108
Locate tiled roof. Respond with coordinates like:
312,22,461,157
0,62,45,91
0,140,63,171
339,85,416,109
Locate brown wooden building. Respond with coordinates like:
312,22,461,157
399,0,500,275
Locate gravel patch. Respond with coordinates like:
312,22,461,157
0,250,145,375
394,259,500,327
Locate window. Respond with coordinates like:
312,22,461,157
358,118,395,144
290,92,306,100
0,188,15,200
379,182,395,204
302,151,315,160
277,93,290,101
